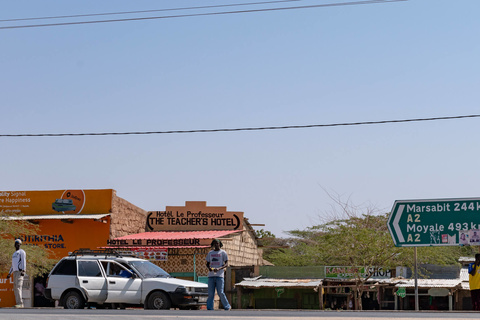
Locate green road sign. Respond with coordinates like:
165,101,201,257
387,198,480,247
396,287,406,298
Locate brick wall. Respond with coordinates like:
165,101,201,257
110,191,148,238
150,228,264,277
223,228,263,267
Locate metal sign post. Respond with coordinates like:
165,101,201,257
387,197,480,311
414,247,419,311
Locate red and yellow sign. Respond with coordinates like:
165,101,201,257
147,201,244,231
0,189,113,215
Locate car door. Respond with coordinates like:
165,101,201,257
77,260,107,303
102,261,142,304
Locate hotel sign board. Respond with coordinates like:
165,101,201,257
146,201,243,231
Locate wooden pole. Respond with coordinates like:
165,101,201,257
237,286,242,309
319,284,324,310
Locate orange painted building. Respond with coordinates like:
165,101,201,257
0,189,147,308
1,193,265,309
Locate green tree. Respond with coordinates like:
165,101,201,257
263,229,326,266
254,229,293,265
309,211,474,309
265,195,475,309
1,214,56,278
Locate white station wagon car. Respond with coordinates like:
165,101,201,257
44,250,208,309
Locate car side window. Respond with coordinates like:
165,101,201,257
78,260,103,277
52,259,77,275
104,261,132,277
110,262,123,276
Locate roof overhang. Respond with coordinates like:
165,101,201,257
107,230,242,248
3,214,110,221
236,278,323,289
113,230,242,241
395,279,461,288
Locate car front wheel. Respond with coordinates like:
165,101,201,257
63,291,85,309
146,291,171,310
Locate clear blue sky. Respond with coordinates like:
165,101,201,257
1,0,479,237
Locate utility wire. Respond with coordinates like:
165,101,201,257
0,0,406,30
0,0,305,22
1,115,478,138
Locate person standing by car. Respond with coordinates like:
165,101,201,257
6,239,27,308
206,239,231,311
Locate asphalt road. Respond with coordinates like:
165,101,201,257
1,309,480,320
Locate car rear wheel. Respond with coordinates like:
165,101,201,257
63,291,85,309
146,291,171,310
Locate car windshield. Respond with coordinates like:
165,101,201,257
128,260,171,278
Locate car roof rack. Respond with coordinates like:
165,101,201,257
69,248,137,258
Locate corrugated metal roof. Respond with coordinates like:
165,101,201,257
114,230,241,240
461,282,470,290
237,272,474,291
460,267,469,281
4,214,110,220
459,257,475,262
395,279,461,288
460,267,470,290
236,278,322,288
237,277,469,289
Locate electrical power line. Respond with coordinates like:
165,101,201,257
0,0,305,23
1,114,478,138
0,0,406,30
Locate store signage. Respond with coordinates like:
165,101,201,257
107,238,212,247
396,287,406,298
0,276,15,307
388,198,480,247
325,266,391,279
146,201,243,231
19,219,110,259
0,189,113,215
275,287,285,297
428,288,449,297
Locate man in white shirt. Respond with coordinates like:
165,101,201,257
205,239,231,310
6,239,26,308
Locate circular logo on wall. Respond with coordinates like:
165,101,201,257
56,190,86,214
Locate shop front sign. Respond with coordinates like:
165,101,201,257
428,288,449,297
325,266,391,279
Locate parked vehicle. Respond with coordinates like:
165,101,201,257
44,249,208,309
52,199,76,212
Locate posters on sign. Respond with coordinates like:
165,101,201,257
439,233,456,245
459,229,480,245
